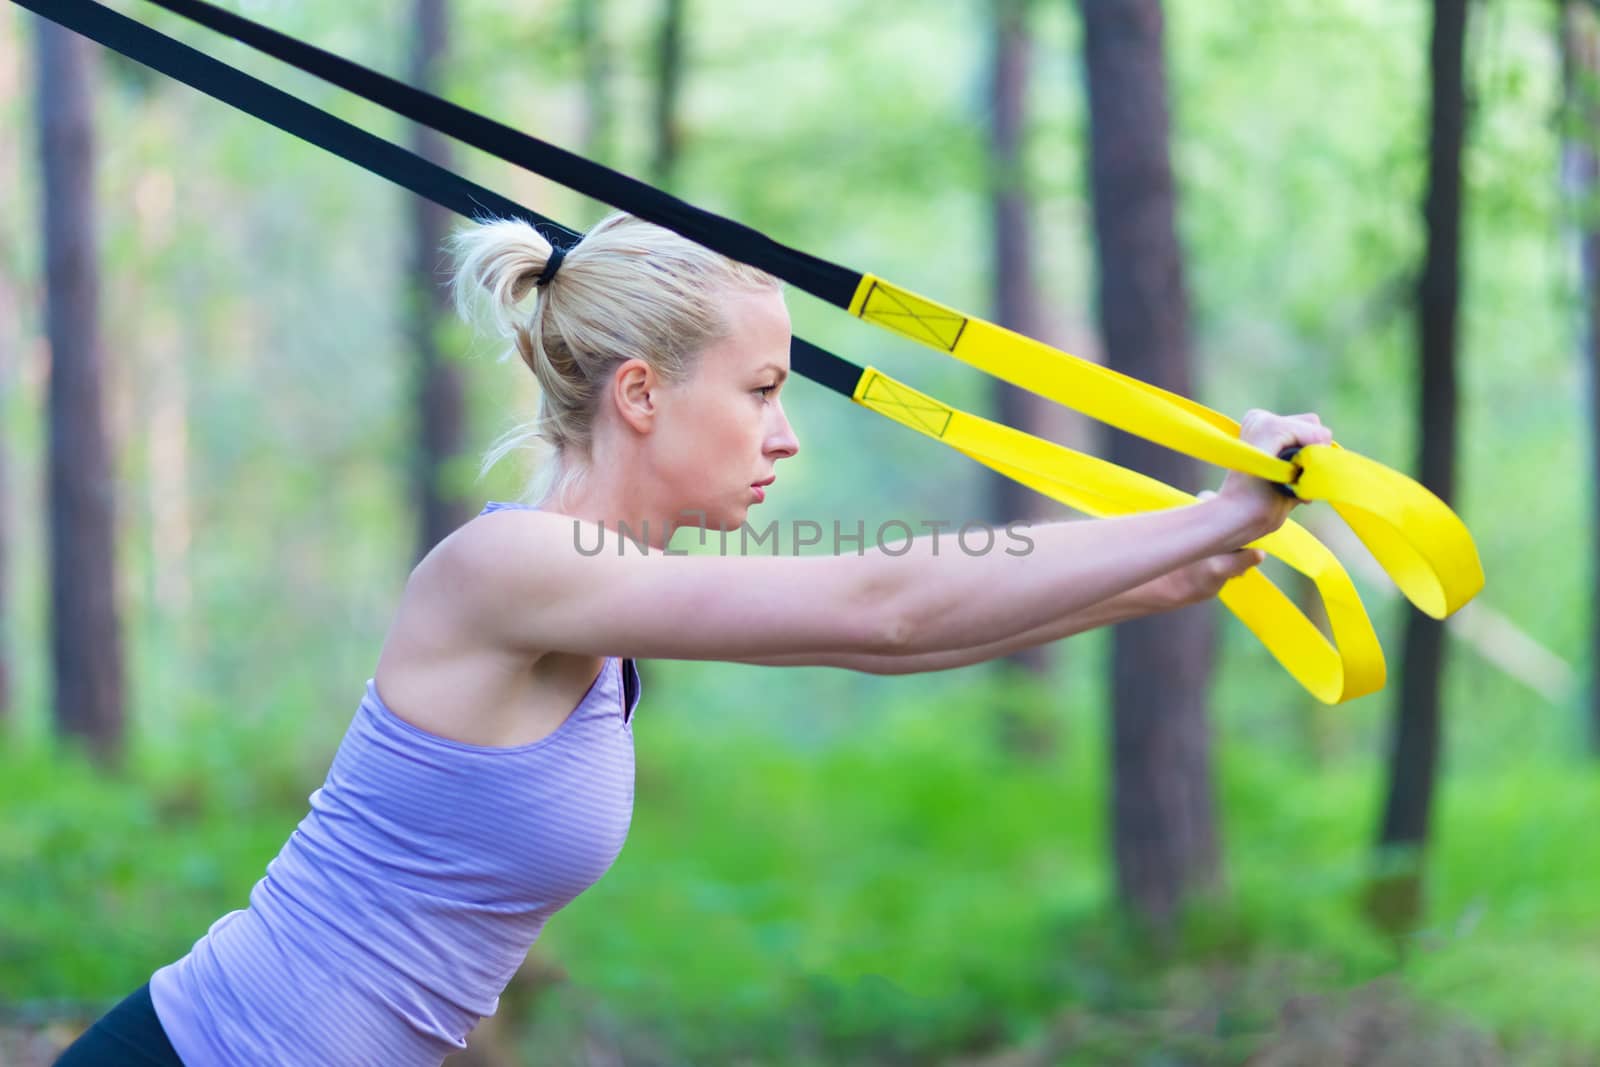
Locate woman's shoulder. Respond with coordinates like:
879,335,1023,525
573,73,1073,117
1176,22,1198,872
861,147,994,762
403,502,579,649
421,502,560,587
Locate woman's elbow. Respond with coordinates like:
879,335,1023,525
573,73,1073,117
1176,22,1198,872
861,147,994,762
847,567,917,657
858,600,914,657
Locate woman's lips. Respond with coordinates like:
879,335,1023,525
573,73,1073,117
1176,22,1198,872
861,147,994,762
751,484,766,503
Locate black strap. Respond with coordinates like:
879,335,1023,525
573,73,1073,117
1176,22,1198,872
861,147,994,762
136,0,864,311
12,0,573,245
11,0,862,397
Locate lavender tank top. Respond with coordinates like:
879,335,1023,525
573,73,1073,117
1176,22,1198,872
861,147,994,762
149,501,641,1065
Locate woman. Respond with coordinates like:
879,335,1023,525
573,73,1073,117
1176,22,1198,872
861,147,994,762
55,212,1331,1066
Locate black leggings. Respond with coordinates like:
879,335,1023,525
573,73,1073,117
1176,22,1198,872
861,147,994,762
53,982,184,1066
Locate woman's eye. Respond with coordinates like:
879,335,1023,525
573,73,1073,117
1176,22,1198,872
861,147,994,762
756,385,776,398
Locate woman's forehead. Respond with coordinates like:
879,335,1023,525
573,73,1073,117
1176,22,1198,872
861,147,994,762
705,289,791,372
728,286,791,338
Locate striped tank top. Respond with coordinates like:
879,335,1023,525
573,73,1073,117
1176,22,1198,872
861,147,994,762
149,501,641,1065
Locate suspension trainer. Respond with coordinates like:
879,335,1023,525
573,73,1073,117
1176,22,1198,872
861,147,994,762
16,0,1488,702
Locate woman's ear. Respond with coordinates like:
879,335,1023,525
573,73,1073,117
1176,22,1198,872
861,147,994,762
613,358,658,433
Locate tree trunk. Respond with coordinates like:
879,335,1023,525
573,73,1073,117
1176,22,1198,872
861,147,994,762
651,0,687,187
1560,0,1600,757
0,262,13,725
575,0,615,161
409,0,471,559
990,0,1050,679
0,9,15,724
34,18,126,765
1368,0,1469,942
1079,0,1221,935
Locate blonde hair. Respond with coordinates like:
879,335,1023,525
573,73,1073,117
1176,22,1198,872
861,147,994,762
447,211,780,504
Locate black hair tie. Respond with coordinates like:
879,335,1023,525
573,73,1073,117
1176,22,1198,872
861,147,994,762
534,244,567,288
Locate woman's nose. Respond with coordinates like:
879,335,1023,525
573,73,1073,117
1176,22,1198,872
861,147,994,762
767,407,800,459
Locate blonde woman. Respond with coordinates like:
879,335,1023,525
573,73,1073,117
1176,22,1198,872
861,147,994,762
56,213,1331,1066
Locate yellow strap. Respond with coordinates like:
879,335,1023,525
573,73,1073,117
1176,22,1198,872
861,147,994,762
852,367,1386,704
848,275,1484,621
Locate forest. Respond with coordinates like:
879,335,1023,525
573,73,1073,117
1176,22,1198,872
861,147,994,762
1,0,1594,1064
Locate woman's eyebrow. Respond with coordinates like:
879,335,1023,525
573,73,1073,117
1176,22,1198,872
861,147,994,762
757,363,790,382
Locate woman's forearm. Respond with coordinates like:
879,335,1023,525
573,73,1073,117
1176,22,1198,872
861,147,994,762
843,574,1181,674
864,496,1261,656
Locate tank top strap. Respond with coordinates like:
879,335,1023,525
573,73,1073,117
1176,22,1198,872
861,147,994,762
480,500,539,516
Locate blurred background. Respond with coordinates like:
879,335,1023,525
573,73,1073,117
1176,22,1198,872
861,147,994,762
1,0,1594,1063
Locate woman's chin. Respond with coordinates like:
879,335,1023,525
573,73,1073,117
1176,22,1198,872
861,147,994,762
676,504,745,536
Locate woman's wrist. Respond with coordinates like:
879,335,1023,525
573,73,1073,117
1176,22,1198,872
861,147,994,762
1196,491,1273,551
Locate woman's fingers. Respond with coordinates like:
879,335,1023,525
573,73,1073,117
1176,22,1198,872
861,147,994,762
1240,408,1334,455
1180,546,1266,603
1218,547,1264,572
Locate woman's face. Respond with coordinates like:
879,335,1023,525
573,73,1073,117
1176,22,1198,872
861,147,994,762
647,286,801,532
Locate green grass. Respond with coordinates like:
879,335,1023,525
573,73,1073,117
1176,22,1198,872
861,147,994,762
3,668,1596,1064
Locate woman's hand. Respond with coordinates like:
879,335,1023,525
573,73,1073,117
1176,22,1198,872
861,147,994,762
1212,408,1335,542
1159,490,1268,606
1165,408,1333,606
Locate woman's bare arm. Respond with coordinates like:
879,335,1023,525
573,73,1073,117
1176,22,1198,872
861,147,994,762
729,541,1264,674
419,493,1270,664
421,413,1321,665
